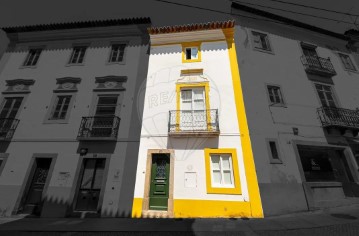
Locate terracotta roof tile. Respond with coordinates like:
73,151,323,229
148,20,235,35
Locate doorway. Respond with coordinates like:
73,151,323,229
20,158,52,216
149,154,170,210
74,158,106,212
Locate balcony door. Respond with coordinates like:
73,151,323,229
0,97,23,138
92,95,118,137
180,88,207,131
302,46,321,68
315,84,337,108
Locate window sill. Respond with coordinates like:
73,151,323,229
269,159,283,164
182,59,201,63
253,47,274,55
343,68,359,74
207,186,241,195
269,103,286,108
106,61,126,65
43,119,69,124
19,65,38,69
65,63,85,67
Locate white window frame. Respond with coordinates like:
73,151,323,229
266,138,283,164
266,84,285,107
184,47,199,60
250,30,273,53
107,43,127,64
209,154,235,188
68,46,88,65
313,82,339,108
338,53,357,72
22,48,43,67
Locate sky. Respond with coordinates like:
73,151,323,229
0,0,358,52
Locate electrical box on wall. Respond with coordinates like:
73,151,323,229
184,172,197,188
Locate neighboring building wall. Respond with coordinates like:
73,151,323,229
232,6,359,216
132,23,263,218
0,21,150,217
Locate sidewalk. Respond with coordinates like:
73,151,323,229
0,204,358,235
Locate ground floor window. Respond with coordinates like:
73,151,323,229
204,148,241,194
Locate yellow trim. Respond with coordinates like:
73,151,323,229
224,29,264,217
182,42,201,63
175,82,211,131
131,198,143,218
174,199,251,218
204,148,241,194
180,68,203,75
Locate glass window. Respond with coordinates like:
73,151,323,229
210,154,234,188
252,31,271,51
50,95,72,120
315,84,337,107
23,49,42,66
69,46,87,64
109,44,126,63
185,47,198,60
267,85,284,105
339,53,356,71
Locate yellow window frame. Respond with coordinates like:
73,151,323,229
182,42,201,63
204,148,242,195
175,82,211,131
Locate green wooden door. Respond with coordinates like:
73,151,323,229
149,154,170,210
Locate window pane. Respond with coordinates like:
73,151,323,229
92,159,105,189
223,171,233,185
186,48,191,60
212,171,221,185
193,100,205,110
269,141,279,159
80,159,96,189
221,155,231,170
181,90,192,101
98,97,118,105
191,47,198,59
211,155,220,170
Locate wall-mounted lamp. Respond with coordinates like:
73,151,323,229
80,148,88,156
293,127,299,136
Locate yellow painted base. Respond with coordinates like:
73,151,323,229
131,198,143,218
132,198,261,218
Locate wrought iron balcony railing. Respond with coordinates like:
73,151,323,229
77,116,120,140
317,107,359,130
0,118,19,140
168,109,220,136
301,55,336,76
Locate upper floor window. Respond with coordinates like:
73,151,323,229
50,95,72,120
182,42,201,63
23,49,42,66
315,83,337,107
338,53,357,71
267,85,284,106
69,46,87,64
251,31,272,52
109,44,126,63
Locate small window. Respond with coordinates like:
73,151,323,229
0,153,9,176
185,47,198,60
204,148,241,194
338,53,356,71
23,49,42,66
252,31,271,51
210,154,234,188
266,139,282,164
109,44,126,63
182,43,201,63
50,95,72,120
69,46,87,64
267,85,284,106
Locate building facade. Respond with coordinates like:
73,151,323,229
0,18,151,217
231,3,359,216
131,21,263,218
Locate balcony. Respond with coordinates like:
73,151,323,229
0,118,19,141
77,116,120,141
168,109,220,137
317,107,359,135
301,55,336,77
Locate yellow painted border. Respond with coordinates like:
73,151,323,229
204,148,241,194
182,42,201,63
180,68,203,75
175,82,211,131
224,28,264,217
131,198,143,218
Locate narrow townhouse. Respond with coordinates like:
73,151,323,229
231,3,359,216
0,18,151,217
132,20,263,218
